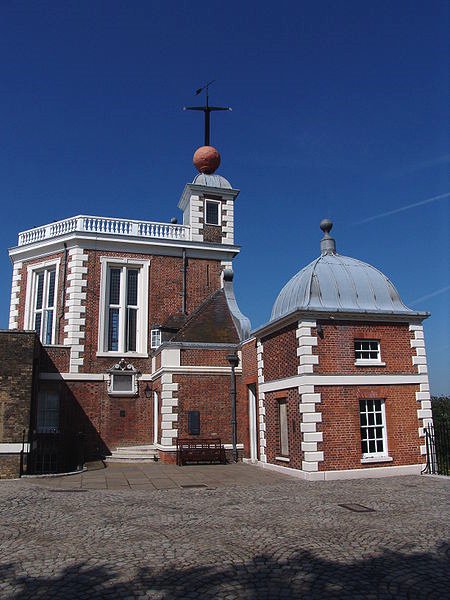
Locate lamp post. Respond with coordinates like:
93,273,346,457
227,353,240,463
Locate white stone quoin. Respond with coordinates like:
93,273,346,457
297,320,324,472
256,340,267,462
410,323,433,456
64,248,88,372
9,261,22,329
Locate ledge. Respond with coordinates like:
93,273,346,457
275,456,290,463
361,456,393,464
355,360,386,367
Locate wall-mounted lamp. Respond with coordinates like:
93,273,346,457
317,323,324,339
144,383,152,399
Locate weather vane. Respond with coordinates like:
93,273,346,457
184,81,231,146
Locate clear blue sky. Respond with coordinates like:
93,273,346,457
1,1,449,393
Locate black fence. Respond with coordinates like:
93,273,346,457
423,423,450,476
21,431,85,476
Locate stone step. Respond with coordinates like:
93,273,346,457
106,445,159,462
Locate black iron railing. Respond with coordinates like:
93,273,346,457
423,423,450,476
21,431,85,476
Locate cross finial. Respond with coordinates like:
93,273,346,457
183,81,231,146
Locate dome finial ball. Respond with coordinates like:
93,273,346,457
320,219,333,235
193,146,221,174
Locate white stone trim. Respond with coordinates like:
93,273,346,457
409,324,433,445
296,320,323,472
9,261,23,329
159,374,179,447
63,249,87,372
0,443,30,454
260,373,428,393
256,340,267,462
253,460,423,480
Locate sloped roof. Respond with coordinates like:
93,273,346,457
171,289,241,344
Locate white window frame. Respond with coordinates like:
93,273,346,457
354,339,385,366
24,258,60,345
204,199,221,226
97,257,149,357
359,398,390,462
151,328,162,349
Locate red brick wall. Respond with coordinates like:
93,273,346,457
40,346,71,373
264,389,302,469
173,372,249,455
61,379,154,452
261,323,298,381
241,339,257,384
317,384,422,471
81,250,222,373
315,321,416,374
180,348,230,367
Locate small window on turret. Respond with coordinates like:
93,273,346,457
205,200,220,225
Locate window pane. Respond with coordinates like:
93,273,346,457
45,310,53,344
127,270,138,306
35,272,44,310
151,329,161,349
47,269,56,307
109,269,121,305
126,308,137,352
108,308,119,351
34,312,42,336
37,391,59,433
206,201,219,225
279,401,289,456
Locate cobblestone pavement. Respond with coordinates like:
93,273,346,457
0,464,449,599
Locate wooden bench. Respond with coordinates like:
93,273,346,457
176,438,226,466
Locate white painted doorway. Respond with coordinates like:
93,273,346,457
248,384,258,462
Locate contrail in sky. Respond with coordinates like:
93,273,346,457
409,285,450,306
356,192,450,224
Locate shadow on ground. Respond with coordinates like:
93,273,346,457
1,544,449,599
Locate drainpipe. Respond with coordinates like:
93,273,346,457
182,248,187,314
58,242,68,342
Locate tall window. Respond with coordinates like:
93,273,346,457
33,268,56,344
36,390,60,433
359,399,387,457
278,400,289,457
107,267,139,352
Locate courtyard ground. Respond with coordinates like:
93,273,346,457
0,462,449,599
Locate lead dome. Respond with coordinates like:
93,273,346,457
271,220,416,321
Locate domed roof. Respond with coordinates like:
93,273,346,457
271,220,417,321
192,172,232,189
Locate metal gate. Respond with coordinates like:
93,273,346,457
21,431,85,476
423,423,450,475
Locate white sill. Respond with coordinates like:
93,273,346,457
355,360,386,367
275,456,290,463
205,222,220,227
97,352,148,358
361,456,393,464
107,391,139,398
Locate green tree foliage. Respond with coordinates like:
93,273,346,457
431,396,450,426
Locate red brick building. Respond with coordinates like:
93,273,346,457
1,149,433,479
248,220,432,480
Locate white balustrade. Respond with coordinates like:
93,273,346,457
17,215,190,246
